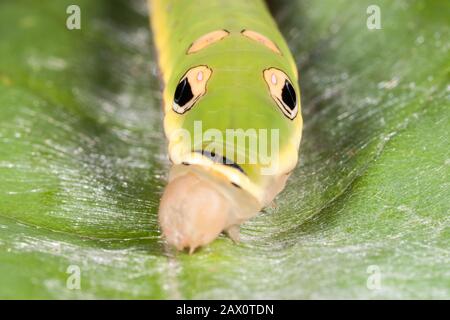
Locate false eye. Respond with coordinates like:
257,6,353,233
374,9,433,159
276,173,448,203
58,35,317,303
174,78,194,106
173,65,212,114
263,68,298,120
281,80,296,110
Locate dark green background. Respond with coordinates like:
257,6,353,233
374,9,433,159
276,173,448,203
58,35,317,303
0,0,448,298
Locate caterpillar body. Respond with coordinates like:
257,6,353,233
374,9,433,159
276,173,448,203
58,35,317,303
149,0,303,252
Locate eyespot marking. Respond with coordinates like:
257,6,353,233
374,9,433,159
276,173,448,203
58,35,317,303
173,65,212,114
281,80,296,111
187,29,230,54
241,29,282,55
174,78,193,106
263,68,298,120
271,73,277,85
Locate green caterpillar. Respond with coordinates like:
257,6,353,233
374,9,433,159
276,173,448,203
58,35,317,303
149,0,303,252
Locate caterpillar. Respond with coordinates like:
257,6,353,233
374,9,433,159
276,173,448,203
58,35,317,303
149,0,303,253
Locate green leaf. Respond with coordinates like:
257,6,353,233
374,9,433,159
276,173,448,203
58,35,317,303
0,0,448,299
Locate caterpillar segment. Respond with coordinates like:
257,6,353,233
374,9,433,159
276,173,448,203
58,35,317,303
149,0,303,252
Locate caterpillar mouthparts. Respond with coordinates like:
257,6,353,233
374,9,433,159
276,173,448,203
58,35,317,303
159,172,237,254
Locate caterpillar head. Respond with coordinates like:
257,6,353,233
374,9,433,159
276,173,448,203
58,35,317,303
159,166,261,253
159,172,230,253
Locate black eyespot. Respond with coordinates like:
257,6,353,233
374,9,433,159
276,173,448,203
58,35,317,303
281,80,296,111
174,78,194,106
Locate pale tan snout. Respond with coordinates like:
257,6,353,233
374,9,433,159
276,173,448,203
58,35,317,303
158,172,232,253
